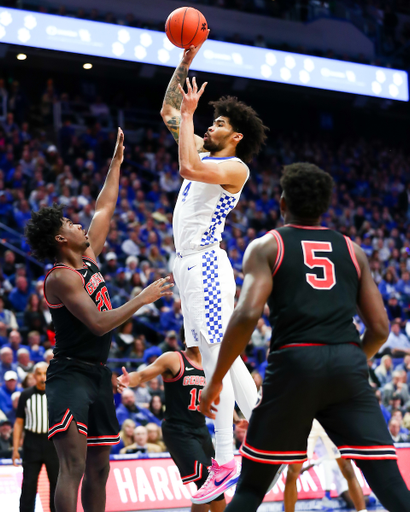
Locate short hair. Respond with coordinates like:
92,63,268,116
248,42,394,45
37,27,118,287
34,362,48,372
209,96,268,163
17,348,30,356
25,204,64,261
280,163,334,219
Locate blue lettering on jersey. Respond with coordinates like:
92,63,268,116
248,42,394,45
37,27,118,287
182,181,192,203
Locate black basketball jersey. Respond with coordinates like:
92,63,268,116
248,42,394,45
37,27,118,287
268,225,361,350
44,256,113,363
163,351,206,428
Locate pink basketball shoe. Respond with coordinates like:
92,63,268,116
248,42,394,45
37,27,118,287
191,458,240,504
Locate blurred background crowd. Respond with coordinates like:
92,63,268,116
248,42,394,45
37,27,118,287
1,0,410,459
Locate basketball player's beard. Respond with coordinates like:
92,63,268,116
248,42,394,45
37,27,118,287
203,139,224,153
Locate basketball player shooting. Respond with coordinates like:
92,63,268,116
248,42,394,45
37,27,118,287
25,128,173,512
160,42,268,504
200,163,410,512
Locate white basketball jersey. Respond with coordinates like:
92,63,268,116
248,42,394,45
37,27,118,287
173,153,249,253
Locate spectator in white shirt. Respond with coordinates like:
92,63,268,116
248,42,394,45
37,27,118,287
380,319,410,356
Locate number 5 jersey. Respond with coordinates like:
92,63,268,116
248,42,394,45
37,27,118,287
267,225,361,351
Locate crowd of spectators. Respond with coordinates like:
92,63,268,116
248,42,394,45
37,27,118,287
5,0,410,67
1,70,410,455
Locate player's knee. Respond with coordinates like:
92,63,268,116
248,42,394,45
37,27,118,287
287,463,302,481
60,453,86,481
85,460,110,484
338,458,355,480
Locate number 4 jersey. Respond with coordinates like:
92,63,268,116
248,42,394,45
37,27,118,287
268,225,361,350
163,351,207,428
43,256,113,363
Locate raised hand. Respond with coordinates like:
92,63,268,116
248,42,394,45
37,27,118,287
117,366,130,393
178,77,208,116
139,276,173,305
181,29,210,65
112,127,125,164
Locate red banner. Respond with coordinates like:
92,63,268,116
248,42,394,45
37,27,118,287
1,446,409,511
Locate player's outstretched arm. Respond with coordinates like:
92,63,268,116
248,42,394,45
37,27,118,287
48,271,173,337
86,128,124,258
160,38,207,151
354,242,389,358
200,235,277,419
117,352,181,392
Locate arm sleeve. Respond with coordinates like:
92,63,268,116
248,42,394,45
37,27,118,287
15,391,27,420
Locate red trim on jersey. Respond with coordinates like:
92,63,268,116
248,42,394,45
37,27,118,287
240,447,307,465
49,409,71,431
183,353,203,371
280,343,326,349
44,265,85,307
77,422,88,430
182,461,203,483
268,230,284,276
242,440,306,456
87,440,121,446
163,352,185,382
338,444,396,451
83,255,99,267
343,236,361,279
43,267,64,308
48,410,73,439
286,224,329,230
340,454,397,460
87,435,121,439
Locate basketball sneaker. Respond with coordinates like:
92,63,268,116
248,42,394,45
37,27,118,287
191,458,240,504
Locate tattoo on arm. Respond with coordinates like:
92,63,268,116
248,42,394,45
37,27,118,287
166,116,181,144
164,64,189,110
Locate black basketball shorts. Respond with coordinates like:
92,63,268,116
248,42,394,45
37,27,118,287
162,421,215,488
46,358,120,446
241,343,396,464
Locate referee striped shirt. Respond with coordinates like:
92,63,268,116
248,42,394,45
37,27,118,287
16,386,49,434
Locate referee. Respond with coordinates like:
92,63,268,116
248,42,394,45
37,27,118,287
12,362,59,512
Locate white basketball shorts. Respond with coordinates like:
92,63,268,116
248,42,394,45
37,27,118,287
173,247,236,347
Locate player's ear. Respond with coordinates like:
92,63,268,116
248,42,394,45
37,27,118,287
55,234,66,244
233,132,243,144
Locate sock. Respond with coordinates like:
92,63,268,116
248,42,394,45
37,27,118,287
357,510,368,512
215,428,234,466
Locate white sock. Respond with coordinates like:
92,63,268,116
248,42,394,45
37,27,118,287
215,427,234,466
357,509,368,512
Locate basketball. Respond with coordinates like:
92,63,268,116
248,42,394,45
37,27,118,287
165,7,208,49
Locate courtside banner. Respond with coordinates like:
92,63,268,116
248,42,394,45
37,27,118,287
1,447,409,511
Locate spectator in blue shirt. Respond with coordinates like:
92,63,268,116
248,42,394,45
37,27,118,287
8,276,31,312
397,271,410,304
378,268,398,301
0,348,18,382
116,388,160,428
0,371,21,414
3,330,22,361
159,299,183,334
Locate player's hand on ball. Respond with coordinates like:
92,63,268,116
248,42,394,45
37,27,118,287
117,366,130,392
181,29,210,64
112,127,125,164
139,276,173,305
199,379,223,419
178,77,208,116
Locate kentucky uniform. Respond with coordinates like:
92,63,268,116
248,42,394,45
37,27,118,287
44,256,120,446
162,351,221,495
240,225,396,464
172,154,258,464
